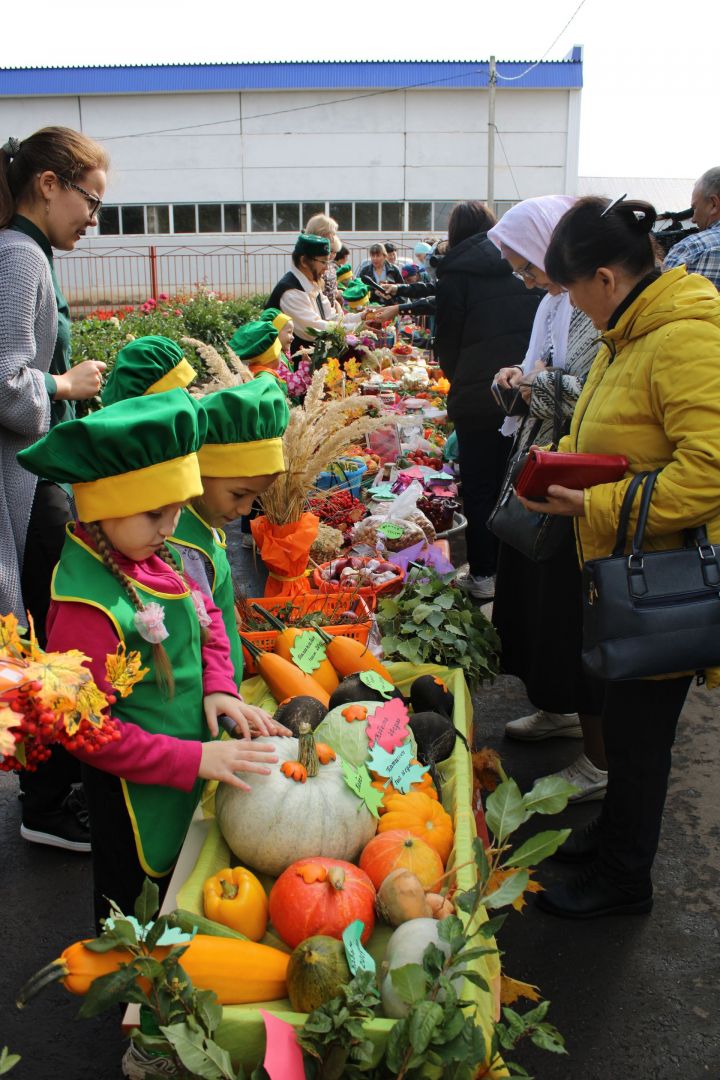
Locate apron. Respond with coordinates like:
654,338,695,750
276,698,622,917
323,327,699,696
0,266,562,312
52,525,208,877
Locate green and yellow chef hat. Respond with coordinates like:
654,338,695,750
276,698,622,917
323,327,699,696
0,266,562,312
197,377,289,478
342,279,371,310
259,307,292,332
18,389,205,521
293,233,331,259
101,335,196,406
228,320,282,368
336,263,353,287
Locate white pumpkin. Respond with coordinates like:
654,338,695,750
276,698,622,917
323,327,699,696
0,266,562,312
381,917,456,1019
216,728,377,878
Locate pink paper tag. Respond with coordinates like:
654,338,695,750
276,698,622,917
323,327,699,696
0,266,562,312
261,1010,305,1080
366,697,411,752
399,466,425,480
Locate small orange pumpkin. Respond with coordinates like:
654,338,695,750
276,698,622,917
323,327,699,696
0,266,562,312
370,760,437,809
378,792,454,866
359,829,443,890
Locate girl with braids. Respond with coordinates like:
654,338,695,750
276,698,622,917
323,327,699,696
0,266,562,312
1,126,110,851
19,390,282,925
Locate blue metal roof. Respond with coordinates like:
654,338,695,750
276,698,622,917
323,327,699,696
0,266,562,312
0,57,583,97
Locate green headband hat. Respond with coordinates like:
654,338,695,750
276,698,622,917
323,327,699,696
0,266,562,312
197,378,289,477
342,279,371,310
336,263,353,286
294,233,331,259
259,307,292,332
228,321,282,367
18,389,205,521
101,335,196,406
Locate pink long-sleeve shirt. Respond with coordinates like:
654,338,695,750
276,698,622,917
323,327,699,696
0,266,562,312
46,527,239,791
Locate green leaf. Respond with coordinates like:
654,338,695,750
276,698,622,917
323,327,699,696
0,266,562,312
477,913,507,939
77,964,141,1019
482,868,530,910
457,946,497,963
84,931,133,954
472,836,490,885
458,970,489,992
134,877,160,928
390,963,428,1005
160,1022,236,1080
195,988,223,1035
408,1000,444,1054
506,829,572,868
437,915,465,950
412,603,433,624
145,915,170,952
485,779,528,842
522,776,579,816
530,1025,568,1055
385,1017,411,1073
132,957,165,981
0,1048,21,1076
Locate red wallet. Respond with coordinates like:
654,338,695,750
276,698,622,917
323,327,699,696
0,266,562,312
512,450,629,499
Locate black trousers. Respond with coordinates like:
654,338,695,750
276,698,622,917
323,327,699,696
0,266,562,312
454,421,511,577
20,482,82,819
83,765,171,933
597,675,692,892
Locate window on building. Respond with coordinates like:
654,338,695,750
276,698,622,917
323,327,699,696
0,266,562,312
146,205,170,234
302,202,326,226
121,206,145,235
354,203,379,231
224,204,247,232
199,204,222,233
494,200,519,219
276,203,300,232
97,205,120,236
381,202,404,231
409,202,432,231
433,202,455,232
173,205,197,233
329,202,353,231
251,204,274,232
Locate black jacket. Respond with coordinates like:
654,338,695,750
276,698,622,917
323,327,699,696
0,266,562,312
434,233,541,425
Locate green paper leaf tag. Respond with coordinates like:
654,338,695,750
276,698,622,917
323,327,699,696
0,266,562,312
338,756,385,818
371,484,397,501
367,742,429,794
342,919,376,975
359,670,395,698
289,631,327,674
378,521,405,540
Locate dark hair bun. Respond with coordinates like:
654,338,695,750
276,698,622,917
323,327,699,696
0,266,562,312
615,200,657,235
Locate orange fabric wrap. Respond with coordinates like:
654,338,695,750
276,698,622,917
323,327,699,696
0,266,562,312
250,512,320,597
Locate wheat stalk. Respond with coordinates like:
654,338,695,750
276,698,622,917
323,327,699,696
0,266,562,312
224,345,254,383
181,337,238,389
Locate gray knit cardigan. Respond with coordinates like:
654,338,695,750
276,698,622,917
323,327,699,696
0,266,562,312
0,228,57,622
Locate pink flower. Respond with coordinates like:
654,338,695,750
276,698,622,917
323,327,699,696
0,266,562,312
174,309,182,316
158,292,169,301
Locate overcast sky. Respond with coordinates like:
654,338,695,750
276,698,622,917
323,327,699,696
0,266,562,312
1,0,713,185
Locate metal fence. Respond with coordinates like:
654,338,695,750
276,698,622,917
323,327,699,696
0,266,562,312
55,239,423,311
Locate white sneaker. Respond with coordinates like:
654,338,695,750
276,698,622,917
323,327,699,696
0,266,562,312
456,573,495,600
505,709,582,741
546,752,608,803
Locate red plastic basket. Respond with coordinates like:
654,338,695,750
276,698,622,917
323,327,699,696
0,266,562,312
312,557,405,598
236,591,375,675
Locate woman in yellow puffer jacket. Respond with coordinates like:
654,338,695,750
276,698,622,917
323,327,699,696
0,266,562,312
519,196,720,919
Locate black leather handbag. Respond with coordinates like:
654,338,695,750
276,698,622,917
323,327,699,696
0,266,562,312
487,371,572,563
582,470,720,680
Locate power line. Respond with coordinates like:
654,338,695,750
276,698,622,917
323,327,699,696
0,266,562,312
496,0,589,81
494,127,522,200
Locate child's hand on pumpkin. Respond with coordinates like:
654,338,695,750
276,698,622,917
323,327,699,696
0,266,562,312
239,702,292,739
198,739,279,790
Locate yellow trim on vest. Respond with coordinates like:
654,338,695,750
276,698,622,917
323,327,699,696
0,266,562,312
185,504,227,549
50,560,126,641
197,436,285,478
61,524,191,600
73,453,203,521
120,778,172,878
271,311,291,332
145,358,197,395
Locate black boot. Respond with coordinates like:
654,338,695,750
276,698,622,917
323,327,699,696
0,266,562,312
537,865,653,919
552,815,602,862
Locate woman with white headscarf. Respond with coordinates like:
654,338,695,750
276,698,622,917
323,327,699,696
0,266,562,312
487,196,605,803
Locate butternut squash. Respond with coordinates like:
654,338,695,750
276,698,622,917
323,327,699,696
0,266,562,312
17,934,289,1007
240,635,330,707
252,605,340,694
314,626,394,682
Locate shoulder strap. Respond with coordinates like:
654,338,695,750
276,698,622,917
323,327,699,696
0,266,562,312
612,471,651,556
631,469,661,554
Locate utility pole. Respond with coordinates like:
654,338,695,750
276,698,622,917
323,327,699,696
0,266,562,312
487,55,496,212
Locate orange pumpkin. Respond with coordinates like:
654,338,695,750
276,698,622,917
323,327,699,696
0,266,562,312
378,792,454,866
370,759,437,809
359,829,443,890
269,857,376,949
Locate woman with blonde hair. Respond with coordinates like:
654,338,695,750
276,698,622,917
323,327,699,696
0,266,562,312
0,125,109,849
304,212,342,303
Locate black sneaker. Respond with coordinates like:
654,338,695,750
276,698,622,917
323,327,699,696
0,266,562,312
536,866,653,919
21,785,91,853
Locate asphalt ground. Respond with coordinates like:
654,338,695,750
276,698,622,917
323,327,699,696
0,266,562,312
1,524,718,1078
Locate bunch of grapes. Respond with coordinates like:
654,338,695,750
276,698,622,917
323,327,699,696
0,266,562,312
0,680,121,773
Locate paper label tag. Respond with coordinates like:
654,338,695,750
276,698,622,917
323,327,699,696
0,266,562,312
378,521,405,540
289,631,327,674
342,920,376,975
261,1010,305,1080
359,670,395,698
338,757,385,818
371,484,396,501
367,741,429,794
365,696,410,751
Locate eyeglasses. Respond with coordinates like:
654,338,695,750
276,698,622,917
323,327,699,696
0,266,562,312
59,176,102,218
512,261,538,284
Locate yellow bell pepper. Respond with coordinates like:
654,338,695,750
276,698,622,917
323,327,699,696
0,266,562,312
202,867,268,941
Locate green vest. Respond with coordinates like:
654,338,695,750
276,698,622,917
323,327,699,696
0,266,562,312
52,526,210,877
170,506,244,686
